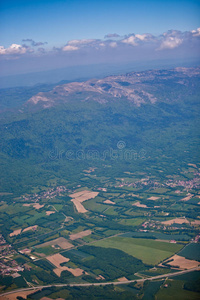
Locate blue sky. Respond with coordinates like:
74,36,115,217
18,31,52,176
0,0,200,77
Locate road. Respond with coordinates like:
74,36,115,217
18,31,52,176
1,266,199,298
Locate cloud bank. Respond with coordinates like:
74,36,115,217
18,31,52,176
0,44,32,55
0,29,199,77
0,28,199,58
22,39,48,47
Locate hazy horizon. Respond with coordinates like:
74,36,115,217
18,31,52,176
0,0,200,84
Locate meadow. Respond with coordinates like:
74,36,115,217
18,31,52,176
93,237,183,265
156,280,200,300
178,243,200,261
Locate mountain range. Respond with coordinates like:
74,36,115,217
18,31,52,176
0,67,200,196
26,67,199,109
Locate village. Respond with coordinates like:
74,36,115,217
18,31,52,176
20,185,68,203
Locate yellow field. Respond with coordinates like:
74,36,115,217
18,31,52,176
23,203,44,209
22,225,38,232
35,237,73,249
162,217,189,225
133,201,147,208
47,253,84,277
161,254,200,269
147,196,160,200
9,229,22,237
69,190,99,213
103,199,116,204
69,229,92,240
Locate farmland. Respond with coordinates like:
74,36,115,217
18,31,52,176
35,237,73,250
156,279,200,300
0,67,200,298
178,243,200,261
46,253,84,277
93,237,183,265
160,254,199,269
0,163,200,294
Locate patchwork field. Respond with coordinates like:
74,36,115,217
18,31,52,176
22,225,38,232
161,254,200,269
46,253,84,277
119,218,144,226
23,203,44,209
35,237,73,249
69,229,92,240
47,253,70,267
191,220,200,225
69,190,99,213
103,199,116,204
46,210,55,215
147,196,160,200
71,199,88,213
181,195,193,201
69,190,99,202
117,276,128,282
162,217,189,225
133,201,148,208
93,237,183,265
178,243,200,261
1,66,200,298
9,229,22,237
156,279,200,300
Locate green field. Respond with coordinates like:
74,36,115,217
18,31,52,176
103,206,119,215
156,280,200,300
84,200,108,212
34,246,57,255
93,237,183,265
178,243,200,261
119,218,145,226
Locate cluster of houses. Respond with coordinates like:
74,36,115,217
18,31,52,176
165,175,200,190
0,258,23,276
0,235,21,277
21,185,68,202
115,177,161,189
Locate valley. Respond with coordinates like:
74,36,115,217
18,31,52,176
0,162,200,299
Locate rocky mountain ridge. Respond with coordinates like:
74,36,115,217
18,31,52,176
26,67,200,109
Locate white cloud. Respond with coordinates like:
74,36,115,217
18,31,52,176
68,39,96,46
0,46,6,55
159,36,183,50
109,42,117,48
62,39,100,52
99,43,105,47
157,30,186,50
62,45,79,51
135,33,153,41
0,44,30,55
122,35,138,46
191,28,200,37
121,33,154,46
1,28,199,61
135,34,146,41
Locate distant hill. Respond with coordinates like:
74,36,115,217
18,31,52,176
0,58,199,88
25,67,200,109
0,67,200,195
